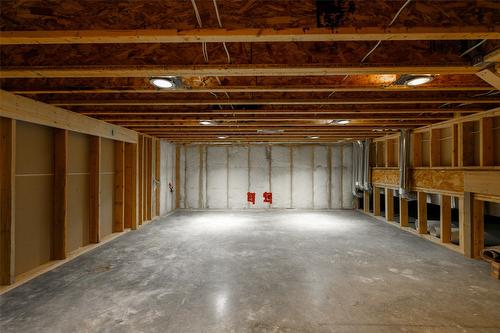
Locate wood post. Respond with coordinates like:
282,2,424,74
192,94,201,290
0,117,15,285
53,129,67,260
175,145,181,209
430,128,441,167
373,187,381,216
472,198,484,258
113,141,125,232
138,135,143,225
480,117,494,166
125,142,138,230
399,196,409,227
385,188,394,222
89,136,101,243
417,191,427,234
440,195,452,243
412,133,422,167
459,193,472,257
451,124,458,167
146,138,152,220
363,190,370,213
155,139,161,217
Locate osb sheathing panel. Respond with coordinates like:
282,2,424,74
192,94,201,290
15,121,53,275
410,169,464,194
372,168,400,187
67,132,90,253
100,138,114,238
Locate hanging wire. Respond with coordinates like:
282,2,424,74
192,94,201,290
190,0,209,62
213,0,231,63
460,39,487,57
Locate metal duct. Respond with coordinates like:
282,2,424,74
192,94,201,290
352,141,363,197
399,129,411,198
362,139,372,192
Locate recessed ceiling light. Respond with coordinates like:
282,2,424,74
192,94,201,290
405,75,434,86
307,135,320,139
257,129,285,134
200,120,216,125
331,119,351,125
150,77,175,89
217,135,228,139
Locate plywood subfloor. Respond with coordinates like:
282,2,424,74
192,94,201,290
1,210,499,332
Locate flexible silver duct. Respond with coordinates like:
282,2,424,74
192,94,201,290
399,129,411,198
362,139,372,192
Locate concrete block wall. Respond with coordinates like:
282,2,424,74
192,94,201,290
177,144,353,210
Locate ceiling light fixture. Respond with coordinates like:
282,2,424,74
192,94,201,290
149,76,182,89
217,135,228,139
394,74,434,87
200,120,216,125
331,119,351,125
307,135,320,139
256,129,285,134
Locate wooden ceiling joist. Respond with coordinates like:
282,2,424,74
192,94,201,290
0,65,482,79
1,27,498,45
51,98,499,106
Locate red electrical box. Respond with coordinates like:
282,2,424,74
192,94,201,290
263,192,272,204
247,192,256,205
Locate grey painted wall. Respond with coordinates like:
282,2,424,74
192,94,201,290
160,141,176,215
177,144,353,210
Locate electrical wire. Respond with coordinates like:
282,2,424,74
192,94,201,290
190,0,209,62
213,0,231,63
460,39,487,57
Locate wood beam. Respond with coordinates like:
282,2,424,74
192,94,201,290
483,48,500,63
0,65,481,78
0,90,137,143
385,188,394,222
51,98,498,106
0,117,15,285
399,196,409,227
53,129,67,260
8,86,493,94
472,198,484,259
440,195,452,244
417,191,427,234
155,139,161,217
476,67,500,90
89,136,100,243
113,141,125,232
125,142,138,230
480,117,494,166
1,27,498,44
363,191,370,213
373,187,381,216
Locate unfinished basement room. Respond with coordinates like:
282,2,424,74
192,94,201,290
1,1,500,332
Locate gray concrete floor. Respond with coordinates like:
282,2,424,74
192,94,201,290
1,210,500,333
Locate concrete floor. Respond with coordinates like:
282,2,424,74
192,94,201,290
1,210,500,333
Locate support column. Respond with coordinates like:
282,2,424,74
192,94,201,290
146,138,152,221
125,142,138,230
89,136,101,243
417,191,427,234
459,193,472,256
373,187,381,216
138,135,143,225
385,188,394,222
363,191,370,213
0,117,15,285
155,139,161,217
440,195,452,243
113,141,125,232
399,196,409,227
53,129,67,260
472,198,484,258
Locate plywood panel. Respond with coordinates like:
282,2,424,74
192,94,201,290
207,146,228,209
249,146,270,209
67,132,89,253
228,146,249,209
100,138,114,238
271,145,291,208
15,121,53,275
313,146,329,209
292,146,313,209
